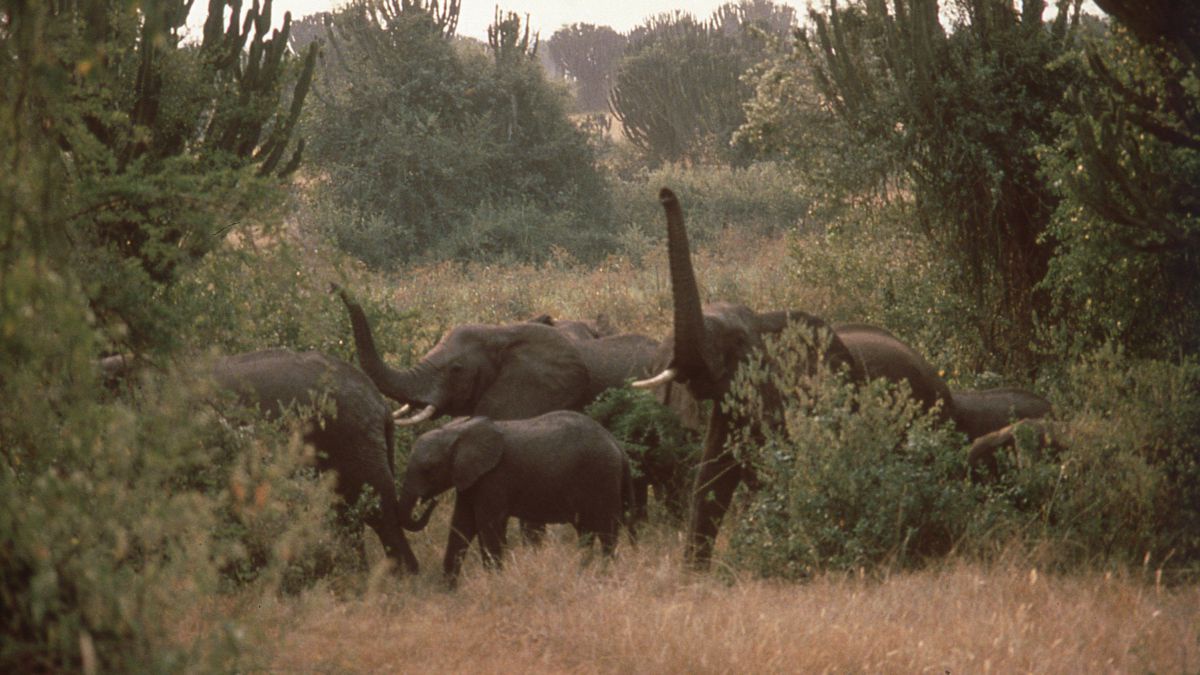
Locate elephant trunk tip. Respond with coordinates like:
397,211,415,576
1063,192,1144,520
659,187,678,205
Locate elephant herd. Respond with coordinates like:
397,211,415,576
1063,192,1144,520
190,188,1056,584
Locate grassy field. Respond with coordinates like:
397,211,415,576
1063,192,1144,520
206,523,1198,673
161,192,1199,672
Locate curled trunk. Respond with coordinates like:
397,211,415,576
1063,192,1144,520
400,493,438,532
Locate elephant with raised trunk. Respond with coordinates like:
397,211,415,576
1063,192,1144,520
334,287,659,425
213,349,433,576
396,411,635,584
633,188,955,570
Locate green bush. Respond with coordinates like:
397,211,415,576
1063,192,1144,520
724,324,977,578
0,258,361,670
303,6,617,267
1037,346,1200,569
587,387,703,522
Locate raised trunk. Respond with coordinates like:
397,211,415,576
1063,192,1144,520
660,188,718,379
335,287,432,407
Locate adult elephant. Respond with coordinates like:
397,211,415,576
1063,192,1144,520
213,349,432,576
633,188,954,570
334,288,659,425
951,387,1052,441
396,412,634,584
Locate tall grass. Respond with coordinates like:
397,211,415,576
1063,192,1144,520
235,526,1198,672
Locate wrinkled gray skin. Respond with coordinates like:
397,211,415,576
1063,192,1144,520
646,188,955,570
337,290,658,420
398,411,635,584
213,350,431,575
967,418,1064,480
951,387,1053,441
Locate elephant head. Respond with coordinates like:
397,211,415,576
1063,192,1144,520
396,417,503,530
335,288,591,424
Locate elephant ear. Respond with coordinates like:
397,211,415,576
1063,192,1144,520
451,418,505,492
475,325,590,418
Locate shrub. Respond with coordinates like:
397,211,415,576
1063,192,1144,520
1036,346,1200,569
587,388,703,522
724,324,977,578
0,258,363,670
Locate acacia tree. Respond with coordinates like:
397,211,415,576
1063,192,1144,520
546,23,627,112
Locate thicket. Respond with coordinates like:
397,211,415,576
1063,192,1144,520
301,1,616,268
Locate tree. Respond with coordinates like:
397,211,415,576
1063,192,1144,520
1042,2,1200,355
1,0,316,350
609,2,796,166
546,23,627,112
789,0,1083,370
303,1,614,266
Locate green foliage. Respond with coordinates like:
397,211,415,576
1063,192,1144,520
773,0,1083,371
303,3,616,267
725,324,978,577
1041,22,1200,358
785,203,984,376
587,388,703,521
1041,346,1200,567
610,3,793,166
547,23,627,112
0,0,316,349
0,258,346,670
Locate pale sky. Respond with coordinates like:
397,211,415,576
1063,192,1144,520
190,1,792,41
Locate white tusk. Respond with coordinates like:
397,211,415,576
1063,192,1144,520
391,404,411,420
631,368,677,389
394,404,437,426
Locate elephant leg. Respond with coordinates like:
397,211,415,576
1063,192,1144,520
443,499,477,585
477,513,508,570
685,414,741,570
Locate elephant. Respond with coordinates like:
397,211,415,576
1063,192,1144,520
966,418,1064,480
951,387,1053,441
633,188,955,570
212,349,433,576
395,411,635,584
334,287,659,425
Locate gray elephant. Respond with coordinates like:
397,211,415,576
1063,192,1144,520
335,287,659,425
951,386,1052,440
395,411,634,584
633,188,955,570
213,349,433,576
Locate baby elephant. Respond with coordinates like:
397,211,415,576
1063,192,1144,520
398,411,633,583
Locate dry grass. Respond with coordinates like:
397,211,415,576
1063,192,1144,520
215,522,1199,674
